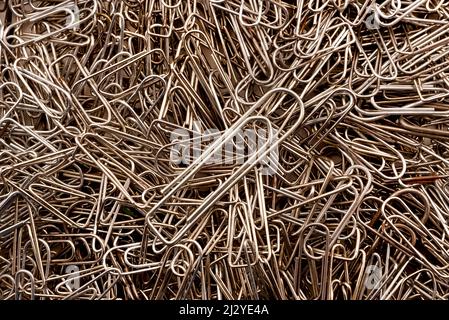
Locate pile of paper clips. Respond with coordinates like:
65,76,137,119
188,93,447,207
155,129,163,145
1,0,449,300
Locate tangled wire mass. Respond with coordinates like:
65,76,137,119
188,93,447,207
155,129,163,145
1,0,449,300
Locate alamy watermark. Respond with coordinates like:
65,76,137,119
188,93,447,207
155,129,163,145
61,1,80,30
365,5,380,30
364,264,382,290
170,122,279,175
65,265,80,290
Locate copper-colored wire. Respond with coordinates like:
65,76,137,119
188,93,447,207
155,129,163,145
2,0,449,300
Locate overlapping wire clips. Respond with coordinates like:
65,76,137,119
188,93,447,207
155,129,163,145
2,0,449,300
